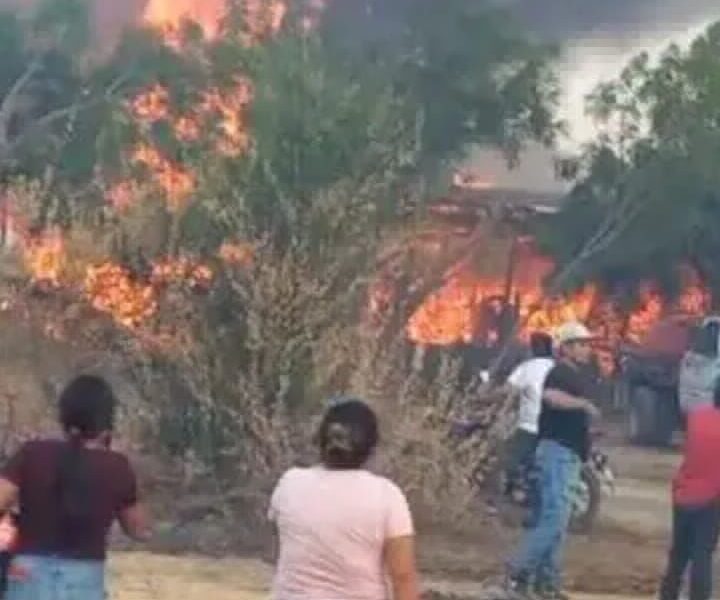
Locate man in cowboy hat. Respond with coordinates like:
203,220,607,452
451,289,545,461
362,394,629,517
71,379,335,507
506,321,601,600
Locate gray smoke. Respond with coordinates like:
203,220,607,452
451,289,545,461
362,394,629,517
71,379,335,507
467,0,720,192
503,0,719,40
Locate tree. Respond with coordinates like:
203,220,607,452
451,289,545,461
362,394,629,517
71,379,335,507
0,0,110,178
321,0,561,168
75,1,563,470
538,22,720,302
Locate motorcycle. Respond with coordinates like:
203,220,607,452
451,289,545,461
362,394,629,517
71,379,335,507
490,445,615,534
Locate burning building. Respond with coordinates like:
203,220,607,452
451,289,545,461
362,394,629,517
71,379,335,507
379,178,711,377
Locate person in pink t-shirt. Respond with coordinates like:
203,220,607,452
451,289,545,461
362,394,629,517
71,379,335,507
268,398,420,600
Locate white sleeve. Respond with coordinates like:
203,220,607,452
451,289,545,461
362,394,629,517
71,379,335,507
507,365,524,388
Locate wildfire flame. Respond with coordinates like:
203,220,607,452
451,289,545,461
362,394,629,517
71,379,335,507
142,0,287,45
85,263,157,329
218,241,254,266
22,228,66,287
151,257,213,290
130,144,196,210
406,251,710,358
9,1,310,341
129,84,170,125
199,78,254,156
143,0,227,39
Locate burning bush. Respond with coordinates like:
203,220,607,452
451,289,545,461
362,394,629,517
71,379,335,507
0,0,563,537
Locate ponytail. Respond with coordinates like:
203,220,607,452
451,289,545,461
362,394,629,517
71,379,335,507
56,430,93,530
55,376,116,537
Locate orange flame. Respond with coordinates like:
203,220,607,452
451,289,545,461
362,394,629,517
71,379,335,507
143,0,288,45
151,256,214,290
129,84,170,125
22,228,66,287
218,241,254,266
143,0,227,39
84,263,157,329
131,144,196,210
200,79,254,156
105,180,141,213
405,249,710,353
175,116,202,143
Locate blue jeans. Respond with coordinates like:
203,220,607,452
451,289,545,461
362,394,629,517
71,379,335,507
5,555,105,600
509,439,581,589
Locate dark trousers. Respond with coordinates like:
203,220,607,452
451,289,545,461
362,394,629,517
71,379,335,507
504,429,538,494
660,502,720,600
0,551,10,598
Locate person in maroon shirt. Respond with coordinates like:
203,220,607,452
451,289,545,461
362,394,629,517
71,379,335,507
659,380,720,600
0,375,150,600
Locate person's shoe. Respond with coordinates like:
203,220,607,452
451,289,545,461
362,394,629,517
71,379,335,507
502,574,533,599
533,584,571,600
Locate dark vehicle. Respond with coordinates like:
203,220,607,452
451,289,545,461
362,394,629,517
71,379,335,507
614,315,697,447
485,446,615,534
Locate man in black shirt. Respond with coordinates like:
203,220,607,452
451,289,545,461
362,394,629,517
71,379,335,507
507,322,600,600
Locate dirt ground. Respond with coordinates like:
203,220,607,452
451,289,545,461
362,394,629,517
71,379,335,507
106,432,680,599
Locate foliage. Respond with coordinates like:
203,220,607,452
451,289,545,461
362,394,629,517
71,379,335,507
2,0,561,527
321,0,561,165
539,22,720,300
0,0,102,179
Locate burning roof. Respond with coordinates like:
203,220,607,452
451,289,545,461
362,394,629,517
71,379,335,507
430,186,563,225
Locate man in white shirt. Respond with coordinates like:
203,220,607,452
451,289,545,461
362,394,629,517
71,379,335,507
504,332,555,497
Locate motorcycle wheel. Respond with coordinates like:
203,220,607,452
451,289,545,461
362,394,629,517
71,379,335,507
569,465,601,534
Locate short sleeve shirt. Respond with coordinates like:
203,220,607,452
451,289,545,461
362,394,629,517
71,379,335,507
507,357,555,434
539,363,591,460
268,466,414,600
2,439,138,560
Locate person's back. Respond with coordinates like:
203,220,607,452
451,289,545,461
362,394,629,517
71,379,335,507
674,405,720,506
0,375,150,600
270,466,412,599
269,398,419,600
508,356,555,435
7,439,137,560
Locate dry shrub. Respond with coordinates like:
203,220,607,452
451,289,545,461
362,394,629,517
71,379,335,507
90,232,521,540
348,333,517,528
0,177,520,539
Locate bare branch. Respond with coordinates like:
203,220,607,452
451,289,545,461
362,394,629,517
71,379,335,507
0,59,43,150
0,59,42,123
6,71,133,157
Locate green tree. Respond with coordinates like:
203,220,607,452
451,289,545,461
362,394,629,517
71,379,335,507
87,1,563,467
539,22,720,302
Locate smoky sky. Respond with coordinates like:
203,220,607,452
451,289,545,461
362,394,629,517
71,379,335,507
504,0,719,40
474,0,720,191
1,0,718,190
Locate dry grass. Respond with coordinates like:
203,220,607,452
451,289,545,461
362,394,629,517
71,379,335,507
108,553,270,600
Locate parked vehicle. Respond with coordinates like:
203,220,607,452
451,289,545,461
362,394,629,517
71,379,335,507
485,445,615,534
614,315,696,446
678,316,720,413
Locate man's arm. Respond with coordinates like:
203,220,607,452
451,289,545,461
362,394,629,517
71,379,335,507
544,389,600,420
